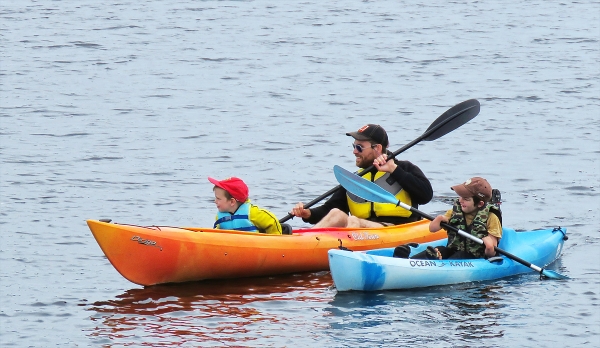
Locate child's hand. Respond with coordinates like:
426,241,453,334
429,215,448,232
482,235,499,258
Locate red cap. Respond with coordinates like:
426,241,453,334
208,177,249,202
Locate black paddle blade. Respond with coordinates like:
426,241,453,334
423,99,480,141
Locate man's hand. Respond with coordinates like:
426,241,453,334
290,202,311,219
373,153,397,173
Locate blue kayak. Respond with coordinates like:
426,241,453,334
328,227,567,291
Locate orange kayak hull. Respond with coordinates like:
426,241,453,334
86,219,446,286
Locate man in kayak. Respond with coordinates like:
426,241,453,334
289,124,433,228
210,176,283,234
400,177,502,259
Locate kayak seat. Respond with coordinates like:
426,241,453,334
493,227,517,262
497,227,516,251
281,223,293,235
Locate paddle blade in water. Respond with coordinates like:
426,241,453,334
541,269,570,280
423,99,480,141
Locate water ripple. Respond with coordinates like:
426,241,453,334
1,0,598,347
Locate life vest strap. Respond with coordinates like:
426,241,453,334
214,214,250,228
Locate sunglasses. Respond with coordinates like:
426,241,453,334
352,143,377,153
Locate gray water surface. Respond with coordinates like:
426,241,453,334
1,1,599,347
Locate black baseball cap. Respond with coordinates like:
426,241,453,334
346,124,389,148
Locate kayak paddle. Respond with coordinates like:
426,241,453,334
280,99,481,223
333,165,569,280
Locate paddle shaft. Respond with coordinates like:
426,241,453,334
279,99,480,223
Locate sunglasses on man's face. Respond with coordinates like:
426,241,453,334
352,143,377,153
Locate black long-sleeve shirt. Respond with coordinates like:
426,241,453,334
305,159,433,225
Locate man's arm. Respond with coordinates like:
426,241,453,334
390,160,433,205
305,187,349,224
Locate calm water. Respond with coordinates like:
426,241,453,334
1,0,599,347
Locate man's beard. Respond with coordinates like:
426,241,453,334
356,155,374,169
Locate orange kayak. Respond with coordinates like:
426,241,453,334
87,219,446,286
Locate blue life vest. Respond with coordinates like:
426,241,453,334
214,202,259,232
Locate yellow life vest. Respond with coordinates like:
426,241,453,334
346,171,412,218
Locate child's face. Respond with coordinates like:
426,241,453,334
458,195,480,213
213,187,237,213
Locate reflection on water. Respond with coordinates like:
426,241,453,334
86,272,513,346
85,272,334,346
446,285,506,340
326,282,509,345
82,260,570,346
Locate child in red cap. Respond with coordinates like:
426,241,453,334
209,176,282,234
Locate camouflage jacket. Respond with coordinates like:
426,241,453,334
446,200,501,258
